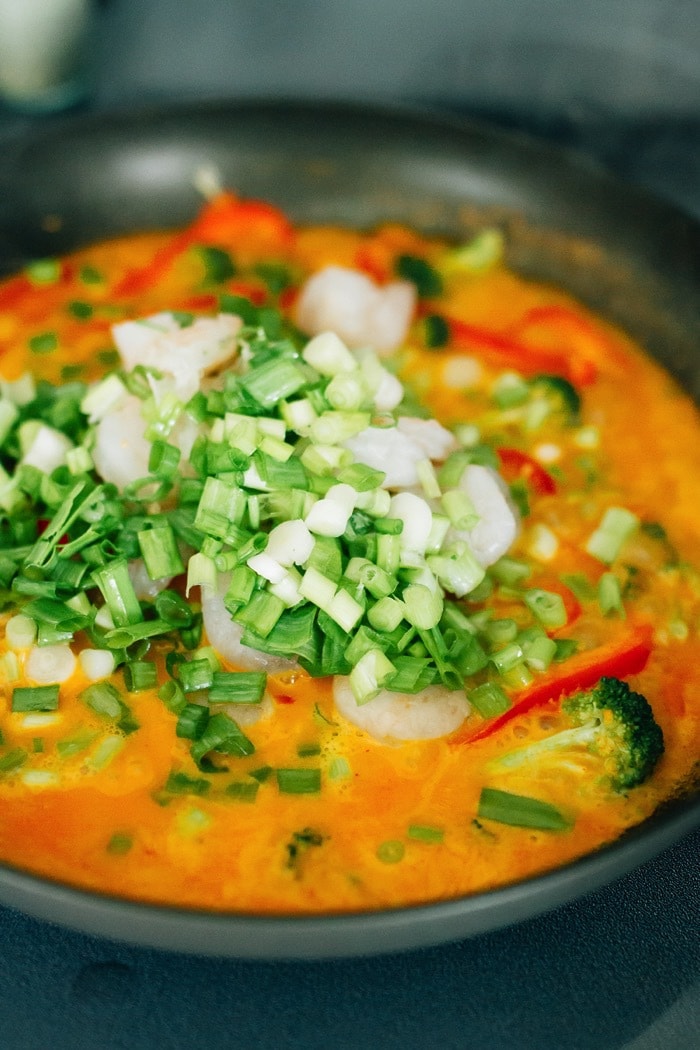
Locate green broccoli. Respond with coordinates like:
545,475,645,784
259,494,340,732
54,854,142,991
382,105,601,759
490,676,664,792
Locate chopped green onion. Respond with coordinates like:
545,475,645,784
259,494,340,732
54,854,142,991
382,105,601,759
490,557,531,587
102,619,172,649
11,684,60,713
26,258,61,285
79,264,103,285
177,659,213,694
137,524,185,580
523,588,567,629
407,823,444,844
297,742,321,757
106,833,133,855
196,245,236,284
79,681,123,720
598,572,626,617
349,648,395,705
585,507,639,564
190,712,255,765
68,300,94,320
57,730,97,758
158,679,186,715
276,768,321,794
328,756,351,780
5,614,37,650
490,642,524,675
0,748,28,774
176,703,210,740
225,780,260,802
521,633,557,672
29,331,58,354
208,671,266,705
423,313,450,348
559,573,596,602
240,357,309,408
123,660,158,692
302,331,357,376
376,840,405,864
395,254,443,297
469,682,511,718
92,559,143,627
477,787,572,831
445,228,504,274
368,595,406,633
235,591,285,638
155,589,195,627
403,584,443,630
88,735,125,771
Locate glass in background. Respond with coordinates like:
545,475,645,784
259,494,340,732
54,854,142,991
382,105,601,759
0,0,93,113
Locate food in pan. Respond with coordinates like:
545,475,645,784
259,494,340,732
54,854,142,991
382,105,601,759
0,190,697,912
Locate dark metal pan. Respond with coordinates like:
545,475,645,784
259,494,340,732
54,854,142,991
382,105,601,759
0,99,698,958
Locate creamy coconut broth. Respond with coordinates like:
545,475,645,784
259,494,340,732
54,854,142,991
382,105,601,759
0,191,698,913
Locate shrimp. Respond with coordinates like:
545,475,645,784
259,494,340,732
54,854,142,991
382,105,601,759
111,312,242,401
344,416,457,489
128,558,173,602
92,314,240,491
200,579,298,674
450,463,519,567
333,677,469,743
295,266,416,356
91,391,200,491
91,393,153,491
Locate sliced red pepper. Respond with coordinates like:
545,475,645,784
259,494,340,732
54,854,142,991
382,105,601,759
114,192,294,298
353,244,393,284
447,316,598,386
114,228,198,297
188,193,293,250
497,446,557,495
0,275,31,308
451,622,653,745
509,305,627,376
0,261,74,309
179,293,218,312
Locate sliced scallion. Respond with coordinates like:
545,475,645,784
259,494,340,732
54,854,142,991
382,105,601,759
276,768,321,794
477,787,572,831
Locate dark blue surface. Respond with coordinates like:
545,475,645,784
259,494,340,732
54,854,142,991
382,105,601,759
1,4,699,1047
1,828,698,1050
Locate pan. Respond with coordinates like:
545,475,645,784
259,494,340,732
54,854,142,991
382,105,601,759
0,98,698,958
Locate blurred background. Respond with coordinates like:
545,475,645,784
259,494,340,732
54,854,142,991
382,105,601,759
1,3,699,1049
0,0,699,215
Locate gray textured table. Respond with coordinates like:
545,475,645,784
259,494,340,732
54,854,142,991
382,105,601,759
1,3,699,1043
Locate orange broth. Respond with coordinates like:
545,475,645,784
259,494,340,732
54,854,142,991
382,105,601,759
0,193,698,913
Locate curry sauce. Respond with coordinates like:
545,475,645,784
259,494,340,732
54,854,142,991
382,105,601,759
0,194,698,913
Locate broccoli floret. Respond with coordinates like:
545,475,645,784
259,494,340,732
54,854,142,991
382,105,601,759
491,676,664,792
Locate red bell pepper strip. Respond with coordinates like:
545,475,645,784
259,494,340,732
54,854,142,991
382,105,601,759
447,316,598,386
509,305,627,376
0,275,32,309
451,622,653,746
497,446,557,495
353,244,392,284
114,228,200,297
114,192,294,298
0,261,75,309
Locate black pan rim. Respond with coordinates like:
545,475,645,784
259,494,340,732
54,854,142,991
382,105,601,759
0,96,698,958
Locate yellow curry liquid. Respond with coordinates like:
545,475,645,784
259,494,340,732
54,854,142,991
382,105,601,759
0,210,698,913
